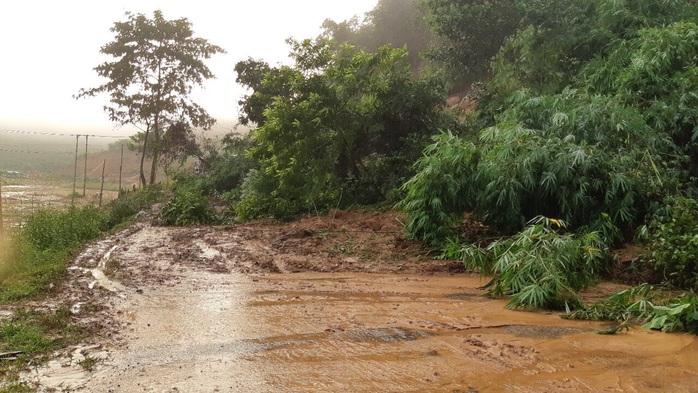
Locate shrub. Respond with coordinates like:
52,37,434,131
399,92,679,244
639,197,698,290
160,185,216,226
170,133,257,199
642,292,698,334
449,216,607,310
397,130,480,245
106,185,163,227
565,283,655,322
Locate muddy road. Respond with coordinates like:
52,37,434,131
20,211,698,392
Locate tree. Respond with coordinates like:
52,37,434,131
158,121,200,172
75,10,225,187
234,58,293,127
320,0,432,72
235,39,449,220
422,0,523,84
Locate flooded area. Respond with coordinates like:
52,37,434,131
33,271,698,392
0,182,119,227
14,213,698,392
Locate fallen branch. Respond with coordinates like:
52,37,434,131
0,351,25,360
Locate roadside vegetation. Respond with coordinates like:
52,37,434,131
0,188,162,390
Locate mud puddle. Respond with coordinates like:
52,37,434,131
32,272,698,393
19,219,698,392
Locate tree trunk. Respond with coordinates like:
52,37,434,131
139,126,150,188
149,149,159,185
149,113,161,185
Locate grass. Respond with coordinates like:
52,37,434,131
0,186,165,389
0,307,86,392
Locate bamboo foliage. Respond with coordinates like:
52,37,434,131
401,1,698,245
455,216,605,310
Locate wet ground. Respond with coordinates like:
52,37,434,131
13,212,698,392
0,183,118,227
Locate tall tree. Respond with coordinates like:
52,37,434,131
75,10,225,186
235,39,449,220
320,0,432,72
422,0,523,84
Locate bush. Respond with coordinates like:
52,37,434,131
565,283,655,322
106,185,163,228
168,133,257,201
160,185,216,226
399,91,679,245
397,130,480,245
640,197,698,289
448,216,607,310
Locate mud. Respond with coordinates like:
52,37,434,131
10,211,698,392
0,182,119,227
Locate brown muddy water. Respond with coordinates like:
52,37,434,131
31,271,698,392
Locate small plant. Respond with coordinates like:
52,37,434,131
566,284,656,322
0,381,33,393
106,185,164,228
454,216,607,310
0,323,53,354
642,292,698,334
22,206,107,252
77,355,101,372
0,307,86,389
567,284,698,335
331,237,362,255
597,320,631,335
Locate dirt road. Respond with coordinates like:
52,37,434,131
21,212,698,392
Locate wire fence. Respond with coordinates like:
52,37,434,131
0,127,139,230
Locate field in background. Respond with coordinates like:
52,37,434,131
0,180,120,229
1,123,246,229
2,134,144,230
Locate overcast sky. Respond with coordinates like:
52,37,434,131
0,0,378,135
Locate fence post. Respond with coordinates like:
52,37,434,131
72,135,79,206
99,159,106,207
83,135,89,197
119,144,124,197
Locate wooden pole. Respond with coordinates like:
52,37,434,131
99,159,106,207
82,135,89,197
118,144,124,197
72,135,79,206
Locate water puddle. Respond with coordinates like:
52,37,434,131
501,325,590,338
343,327,433,342
68,245,126,295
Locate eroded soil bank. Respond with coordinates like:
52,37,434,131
13,211,698,392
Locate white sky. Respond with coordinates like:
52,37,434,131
0,0,378,136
